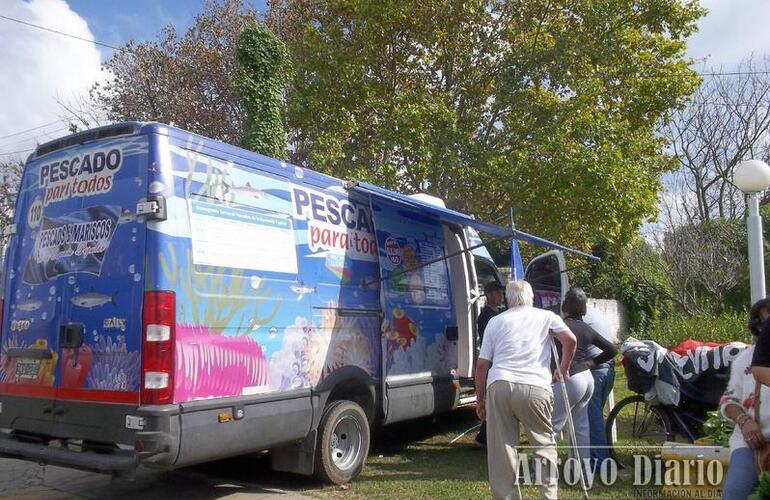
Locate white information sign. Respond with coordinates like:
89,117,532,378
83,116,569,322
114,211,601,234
189,199,298,274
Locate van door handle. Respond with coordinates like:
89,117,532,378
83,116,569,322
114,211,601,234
59,324,85,349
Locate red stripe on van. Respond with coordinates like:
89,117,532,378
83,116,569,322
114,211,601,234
0,384,139,404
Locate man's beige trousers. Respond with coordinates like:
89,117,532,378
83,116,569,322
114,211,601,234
486,380,559,499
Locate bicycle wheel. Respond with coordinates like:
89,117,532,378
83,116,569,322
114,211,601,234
605,395,673,465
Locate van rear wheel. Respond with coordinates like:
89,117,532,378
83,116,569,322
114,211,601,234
314,400,370,484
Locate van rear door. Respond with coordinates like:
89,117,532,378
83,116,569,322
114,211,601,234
524,250,569,311
0,133,148,438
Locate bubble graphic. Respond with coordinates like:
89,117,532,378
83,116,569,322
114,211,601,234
57,297,62,302
8,271,14,280
41,312,47,320
49,286,56,295
149,181,165,194
294,166,304,179
131,236,137,242
128,264,135,274
68,276,76,285
250,276,262,289
134,177,143,187
133,273,142,282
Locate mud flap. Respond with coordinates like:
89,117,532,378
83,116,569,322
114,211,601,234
270,428,317,476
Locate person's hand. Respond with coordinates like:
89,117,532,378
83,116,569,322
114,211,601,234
476,399,486,421
741,417,767,450
552,368,570,384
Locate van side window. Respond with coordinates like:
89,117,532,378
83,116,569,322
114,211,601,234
474,257,498,291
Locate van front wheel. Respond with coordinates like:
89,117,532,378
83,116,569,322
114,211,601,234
314,400,370,484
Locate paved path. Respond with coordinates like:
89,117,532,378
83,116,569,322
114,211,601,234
0,455,313,499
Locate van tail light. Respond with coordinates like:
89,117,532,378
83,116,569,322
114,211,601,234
141,291,175,405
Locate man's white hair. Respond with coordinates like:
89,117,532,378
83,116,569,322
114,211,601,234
506,280,534,307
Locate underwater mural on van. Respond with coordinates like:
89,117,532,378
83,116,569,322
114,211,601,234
372,200,457,377
146,137,382,402
0,136,149,394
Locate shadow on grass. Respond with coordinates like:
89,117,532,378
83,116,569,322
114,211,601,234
185,406,486,490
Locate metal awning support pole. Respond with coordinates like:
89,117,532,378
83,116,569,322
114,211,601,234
551,342,590,499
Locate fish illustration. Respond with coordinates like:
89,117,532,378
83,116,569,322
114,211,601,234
16,299,42,312
291,282,316,295
118,210,136,224
224,181,266,200
71,289,117,309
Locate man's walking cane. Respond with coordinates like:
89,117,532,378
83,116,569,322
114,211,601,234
551,341,590,500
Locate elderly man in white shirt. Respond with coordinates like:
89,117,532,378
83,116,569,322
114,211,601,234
475,280,577,500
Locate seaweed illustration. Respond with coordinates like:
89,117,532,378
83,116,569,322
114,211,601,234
158,242,280,335
87,336,140,391
181,136,234,204
176,324,270,400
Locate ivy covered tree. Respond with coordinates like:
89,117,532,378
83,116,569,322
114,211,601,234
268,0,705,250
236,24,292,159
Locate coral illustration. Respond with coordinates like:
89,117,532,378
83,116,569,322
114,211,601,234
87,336,140,391
269,317,324,391
322,308,378,376
175,324,270,401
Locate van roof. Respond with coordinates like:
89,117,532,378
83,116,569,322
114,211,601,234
30,122,598,261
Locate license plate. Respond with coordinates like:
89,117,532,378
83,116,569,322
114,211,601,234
15,360,40,379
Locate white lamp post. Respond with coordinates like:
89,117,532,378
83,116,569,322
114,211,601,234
734,159,770,303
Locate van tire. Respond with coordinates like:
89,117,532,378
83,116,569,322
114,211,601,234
314,400,370,484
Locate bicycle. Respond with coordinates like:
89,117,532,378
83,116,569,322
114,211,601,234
604,394,709,465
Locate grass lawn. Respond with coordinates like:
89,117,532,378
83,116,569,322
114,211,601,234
301,366,672,499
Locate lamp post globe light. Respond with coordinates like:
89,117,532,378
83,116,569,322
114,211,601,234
734,159,770,303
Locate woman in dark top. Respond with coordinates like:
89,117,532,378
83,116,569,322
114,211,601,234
750,299,770,386
551,288,618,473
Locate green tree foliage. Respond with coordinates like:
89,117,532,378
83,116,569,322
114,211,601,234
236,24,292,158
90,0,257,144
268,0,705,250
573,239,673,332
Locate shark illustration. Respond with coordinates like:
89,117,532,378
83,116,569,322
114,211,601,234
16,299,42,312
224,181,266,200
290,282,316,295
71,289,117,309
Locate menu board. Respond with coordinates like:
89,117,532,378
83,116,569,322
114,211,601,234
189,198,298,274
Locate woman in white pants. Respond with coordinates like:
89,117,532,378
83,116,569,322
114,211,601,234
551,288,617,479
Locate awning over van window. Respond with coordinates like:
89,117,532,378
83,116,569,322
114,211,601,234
347,180,599,262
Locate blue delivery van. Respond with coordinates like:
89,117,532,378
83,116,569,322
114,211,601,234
0,123,593,483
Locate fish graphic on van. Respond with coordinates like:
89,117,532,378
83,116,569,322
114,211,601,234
224,181,266,200
117,210,136,224
290,282,316,295
16,299,42,312
71,289,117,309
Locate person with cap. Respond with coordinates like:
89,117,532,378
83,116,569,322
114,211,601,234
475,280,506,447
